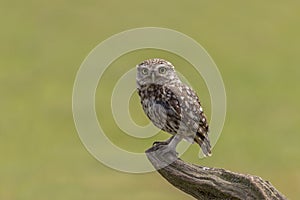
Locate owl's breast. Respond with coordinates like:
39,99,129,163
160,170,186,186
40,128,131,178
138,84,167,129
137,84,182,134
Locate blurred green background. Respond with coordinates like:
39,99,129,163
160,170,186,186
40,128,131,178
1,0,300,199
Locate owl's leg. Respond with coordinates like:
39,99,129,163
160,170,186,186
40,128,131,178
150,134,182,159
167,134,183,151
146,135,180,168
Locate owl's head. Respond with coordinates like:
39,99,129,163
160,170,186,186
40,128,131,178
136,58,179,87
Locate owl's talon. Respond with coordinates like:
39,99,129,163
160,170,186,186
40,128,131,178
153,135,175,147
150,141,177,155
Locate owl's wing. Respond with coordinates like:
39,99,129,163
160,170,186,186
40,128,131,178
167,84,211,156
188,88,211,156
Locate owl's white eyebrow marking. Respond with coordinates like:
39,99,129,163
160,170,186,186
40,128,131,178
155,64,167,68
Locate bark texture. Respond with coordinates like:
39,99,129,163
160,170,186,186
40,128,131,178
146,144,287,200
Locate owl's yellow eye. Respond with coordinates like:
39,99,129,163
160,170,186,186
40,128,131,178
159,67,166,74
142,68,148,75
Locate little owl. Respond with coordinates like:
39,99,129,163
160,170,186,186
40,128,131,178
136,58,211,157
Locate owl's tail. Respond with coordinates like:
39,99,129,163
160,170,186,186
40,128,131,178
194,132,212,157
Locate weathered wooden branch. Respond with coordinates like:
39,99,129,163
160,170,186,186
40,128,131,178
146,144,287,200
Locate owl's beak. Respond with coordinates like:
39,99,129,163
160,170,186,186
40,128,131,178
151,72,155,82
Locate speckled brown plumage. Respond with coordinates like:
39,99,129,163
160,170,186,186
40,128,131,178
136,58,211,156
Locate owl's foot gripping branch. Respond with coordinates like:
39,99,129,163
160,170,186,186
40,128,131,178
145,144,287,200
